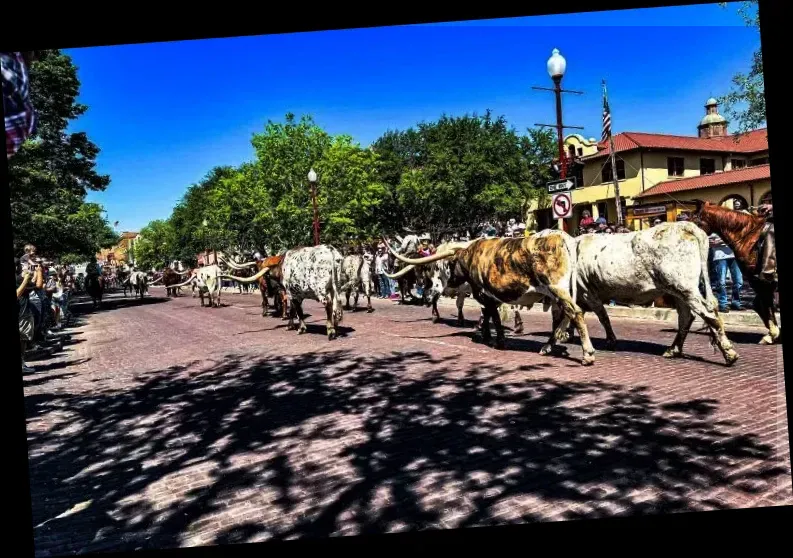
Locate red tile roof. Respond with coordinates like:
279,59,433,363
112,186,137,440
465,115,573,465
634,163,770,199
582,128,768,160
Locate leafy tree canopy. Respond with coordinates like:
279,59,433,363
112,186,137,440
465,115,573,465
7,49,117,260
718,1,766,134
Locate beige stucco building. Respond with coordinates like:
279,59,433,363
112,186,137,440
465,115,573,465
526,98,770,232
97,231,141,266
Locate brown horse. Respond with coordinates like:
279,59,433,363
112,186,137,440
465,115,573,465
690,200,779,345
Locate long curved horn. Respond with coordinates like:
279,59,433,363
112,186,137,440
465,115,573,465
385,264,416,279
220,266,270,283
390,250,455,266
170,273,197,289
218,254,258,270
149,274,164,285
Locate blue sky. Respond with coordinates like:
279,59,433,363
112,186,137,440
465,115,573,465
64,2,759,232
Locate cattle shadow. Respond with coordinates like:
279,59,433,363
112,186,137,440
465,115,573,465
660,328,769,345
25,349,790,555
529,325,745,363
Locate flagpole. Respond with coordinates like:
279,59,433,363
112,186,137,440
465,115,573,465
603,80,624,226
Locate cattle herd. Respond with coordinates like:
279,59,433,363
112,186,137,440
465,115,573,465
102,215,779,368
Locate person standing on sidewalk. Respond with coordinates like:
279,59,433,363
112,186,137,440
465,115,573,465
16,259,36,373
709,232,744,312
375,243,392,299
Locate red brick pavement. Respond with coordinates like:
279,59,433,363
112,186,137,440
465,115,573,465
23,289,792,555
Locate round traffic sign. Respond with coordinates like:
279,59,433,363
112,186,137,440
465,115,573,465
552,192,573,219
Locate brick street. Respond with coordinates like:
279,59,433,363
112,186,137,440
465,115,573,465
24,287,792,555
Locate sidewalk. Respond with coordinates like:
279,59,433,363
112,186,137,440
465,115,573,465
434,294,780,329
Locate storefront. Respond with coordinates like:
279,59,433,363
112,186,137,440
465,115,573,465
627,201,694,229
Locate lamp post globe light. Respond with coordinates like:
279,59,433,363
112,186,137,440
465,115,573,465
308,168,320,246
547,48,566,79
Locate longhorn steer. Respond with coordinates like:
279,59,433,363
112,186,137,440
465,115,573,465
548,222,739,365
220,254,289,318
128,270,148,299
194,265,223,307
156,268,186,297
389,231,596,365
339,252,375,313
387,242,472,326
281,245,345,340
170,265,224,307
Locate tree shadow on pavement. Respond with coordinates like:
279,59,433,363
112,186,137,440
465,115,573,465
25,349,791,556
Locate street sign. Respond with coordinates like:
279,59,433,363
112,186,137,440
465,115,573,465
632,205,667,216
552,192,573,219
546,176,577,194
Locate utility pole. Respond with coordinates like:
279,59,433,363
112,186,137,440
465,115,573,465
533,49,584,233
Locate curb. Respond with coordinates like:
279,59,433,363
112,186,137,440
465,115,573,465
434,295,779,330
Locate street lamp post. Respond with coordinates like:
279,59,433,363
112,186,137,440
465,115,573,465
532,48,584,233
547,49,567,182
308,168,320,246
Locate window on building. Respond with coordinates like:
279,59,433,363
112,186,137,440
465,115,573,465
577,147,583,156
602,158,626,183
597,202,608,221
572,163,584,186
731,159,747,170
700,158,716,175
749,157,769,166
667,157,684,177
568,145,576,160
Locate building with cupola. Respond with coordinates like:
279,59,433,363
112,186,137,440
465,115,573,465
526,98,770,232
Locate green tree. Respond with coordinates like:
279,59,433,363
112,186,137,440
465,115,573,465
7,50,115,258
169,166,237,260
134,219,177,271
718,1,765,134
249,113,333,249
372,111,556,237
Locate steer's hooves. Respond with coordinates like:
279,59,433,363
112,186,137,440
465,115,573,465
298,327,307,335
328,331,337,340
432,316,440,324
558,332,571,343
724,350,740,366
367,307,374,313
513,326,524,335
663,348,682,359
759,335,774,345
581,355,596,366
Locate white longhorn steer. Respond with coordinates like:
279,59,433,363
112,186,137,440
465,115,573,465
339,252,375,313
549,221,739,365
281,245,345,340
169,265,224,308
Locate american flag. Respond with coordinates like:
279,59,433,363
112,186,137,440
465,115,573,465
601,79,612,143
